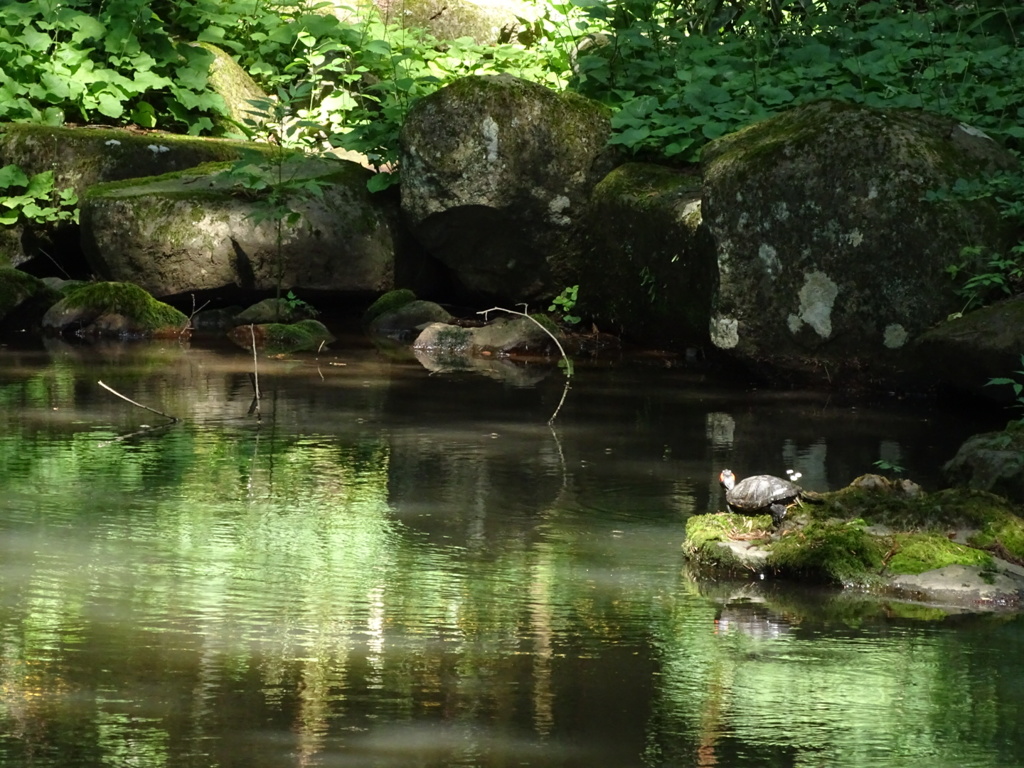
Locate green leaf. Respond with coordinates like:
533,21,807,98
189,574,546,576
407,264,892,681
130,101,157,128
0,165,30,189
96,90,125,118
367,172,399,193
24,171,55,198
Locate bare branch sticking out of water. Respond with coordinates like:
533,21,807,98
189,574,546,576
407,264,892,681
477,306,573,425
97,380,178,423
249,324,261,420
181,293,209,338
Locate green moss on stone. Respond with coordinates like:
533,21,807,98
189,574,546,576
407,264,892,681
0,267,46,316
364,289,418,324
62,281,187,332
262,319,333,353
768,519,887,585
886,532,993,575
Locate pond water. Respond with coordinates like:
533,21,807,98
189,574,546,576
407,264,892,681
0,333,1021,768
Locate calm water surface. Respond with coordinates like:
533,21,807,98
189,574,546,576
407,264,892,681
0,335,1021,768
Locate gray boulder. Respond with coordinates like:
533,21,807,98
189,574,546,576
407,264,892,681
702,100,1018,384
943,422,1024,503
911,296,1024,400
367,299,454,341
400,74,615,302
80,156,399,297
0,124,267,271
582,163,716,347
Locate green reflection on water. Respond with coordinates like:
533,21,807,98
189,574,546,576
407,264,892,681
0,353,1020,768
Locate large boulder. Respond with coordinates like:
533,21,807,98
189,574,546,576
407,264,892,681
702,100,1018,385
943,421,1024,503
0,124,273,274
0,267,58,331
911,296,1024,400
582,163,716,347
399,74,615,303
80,156,400,298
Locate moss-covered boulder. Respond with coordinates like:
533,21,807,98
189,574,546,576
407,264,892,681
363,288,419,325
944,421,1024,503
0,124,267,273
227,318,334,354
80,156,399,298
581,163,716,348
399,74,615,302
911,296,1024,400
234,297,318,325
702,99,1018,386
0,267,56,326
683,476,1024,610
41,281,188,339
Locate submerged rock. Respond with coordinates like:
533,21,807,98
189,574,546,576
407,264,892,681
234,297,318,325
367,295,454,341
683,478,1024,611
227,318,334,354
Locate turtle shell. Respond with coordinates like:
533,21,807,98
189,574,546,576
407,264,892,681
724,474,802,513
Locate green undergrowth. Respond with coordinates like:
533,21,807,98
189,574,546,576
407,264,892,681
4,0,1022,178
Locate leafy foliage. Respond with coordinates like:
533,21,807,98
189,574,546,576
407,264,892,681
0,164,78,227
928,164,1024,313
548,284,581,324
986,354,1024,422
571,0,1024,162
0,0,226,133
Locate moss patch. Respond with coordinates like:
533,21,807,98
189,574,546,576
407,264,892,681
363,288,417,325
683,512,773,574
0,267,47,317
229,319,333,354
886,533,994,575
768,519,887,585
59,281,187,335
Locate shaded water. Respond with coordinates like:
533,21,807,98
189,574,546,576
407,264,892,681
0,336,1021,767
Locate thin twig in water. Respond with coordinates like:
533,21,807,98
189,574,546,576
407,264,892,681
477,306,573,424
250,324,262,419
181,293,209,338
98,380,178,423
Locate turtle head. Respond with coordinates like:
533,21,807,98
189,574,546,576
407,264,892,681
719,469,736,489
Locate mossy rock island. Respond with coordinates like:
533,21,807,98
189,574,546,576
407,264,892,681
41,281,189,339
227,319,334,354
684,475,1024,612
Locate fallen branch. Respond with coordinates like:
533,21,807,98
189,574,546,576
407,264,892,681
477,306,573,424
98,380,178,423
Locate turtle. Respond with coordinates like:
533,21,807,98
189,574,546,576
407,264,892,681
719,469,823,526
